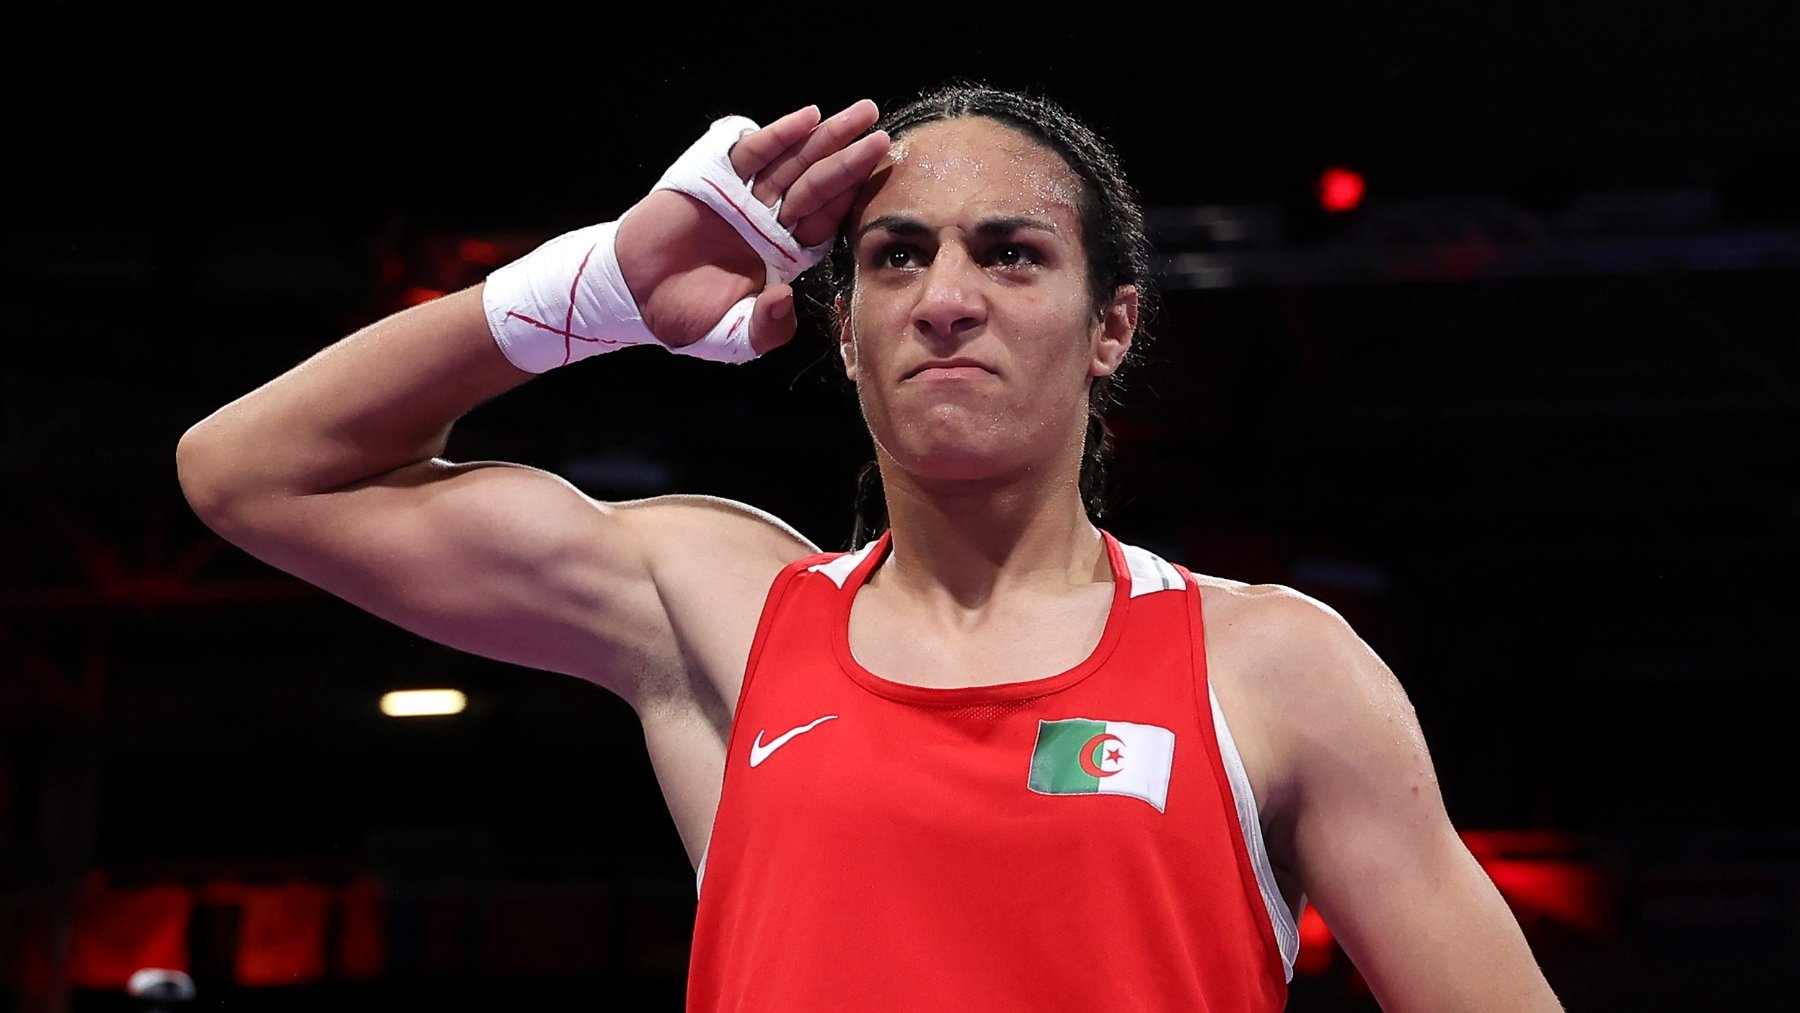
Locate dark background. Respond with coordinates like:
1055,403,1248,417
5,4,1798,1010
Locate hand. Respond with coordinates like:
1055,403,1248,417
616,100,891,354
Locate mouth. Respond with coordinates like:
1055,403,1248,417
903,358,995,380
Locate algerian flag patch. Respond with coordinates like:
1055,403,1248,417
1028,718,1176,813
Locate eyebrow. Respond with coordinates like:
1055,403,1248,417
855,214,1061,242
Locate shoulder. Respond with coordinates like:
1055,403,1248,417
614,492,818,551
1190,572,1422,816
612,491,826,612
611,492,827,584
1193,574,1374,683
611,493,824,707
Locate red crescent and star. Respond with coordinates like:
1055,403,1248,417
1078,733,1124,778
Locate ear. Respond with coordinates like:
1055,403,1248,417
1089,285,1139,378
836,294,859,380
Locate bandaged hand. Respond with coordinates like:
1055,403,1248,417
483,101,889,371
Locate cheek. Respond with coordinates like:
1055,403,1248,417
996,289,1099,361
849,280,906,327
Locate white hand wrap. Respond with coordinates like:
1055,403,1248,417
482,114,831,373
482,221,756,372
651,116,834,288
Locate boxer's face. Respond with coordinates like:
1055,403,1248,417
840,117,1135,486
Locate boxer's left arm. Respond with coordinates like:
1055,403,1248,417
1254,594,1564,1012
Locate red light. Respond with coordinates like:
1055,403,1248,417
1295,904,1335,976
457,238,504,267
1318,167,1366,213
1463,830,1611,934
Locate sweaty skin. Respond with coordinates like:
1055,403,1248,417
834,118,1135,696
178,100,1563,1012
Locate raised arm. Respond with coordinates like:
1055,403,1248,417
1241,591,1564,1012
175,101,890,708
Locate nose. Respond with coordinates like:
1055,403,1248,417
912,245,986,342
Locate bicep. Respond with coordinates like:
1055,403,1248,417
245,459,677,696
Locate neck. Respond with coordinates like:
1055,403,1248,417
872,450,1106,611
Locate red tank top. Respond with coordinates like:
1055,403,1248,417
687,529,1290,1012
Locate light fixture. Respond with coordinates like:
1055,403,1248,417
379,689,467,718
1317,166,1367,214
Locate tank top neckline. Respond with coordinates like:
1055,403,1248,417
828,528,1134,706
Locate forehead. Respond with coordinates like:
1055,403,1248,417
852,117,1083,230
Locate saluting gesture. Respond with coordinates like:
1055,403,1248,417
616,100,890,354
179,84,1566,1013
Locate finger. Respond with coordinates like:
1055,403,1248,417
728,105,821,181
782,130,892,225
786,130,892,247
749,283,798,356
752,98,880,205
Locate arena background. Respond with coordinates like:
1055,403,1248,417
5,5,1797,1010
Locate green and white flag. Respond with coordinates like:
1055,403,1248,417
1028,718,1176,812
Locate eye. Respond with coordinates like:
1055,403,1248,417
990,243,1040,268
873,244,921,269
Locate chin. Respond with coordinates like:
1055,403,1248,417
882,429,1022,484
903,453,1011,484
866,399,1058,483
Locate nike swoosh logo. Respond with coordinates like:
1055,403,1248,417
749,715,839,768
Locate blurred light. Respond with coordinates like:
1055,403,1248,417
1483,857,1609,933
456,237,505,266
1295,904,1335,976
402,286,447,307
380,689,466,718
1463,830,1610,934
1317,167,1366,213
127,968,195,1001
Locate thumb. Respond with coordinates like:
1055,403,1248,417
749,283,798,356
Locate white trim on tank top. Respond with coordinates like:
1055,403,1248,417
1210,680,1302,981
806,540,879,588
